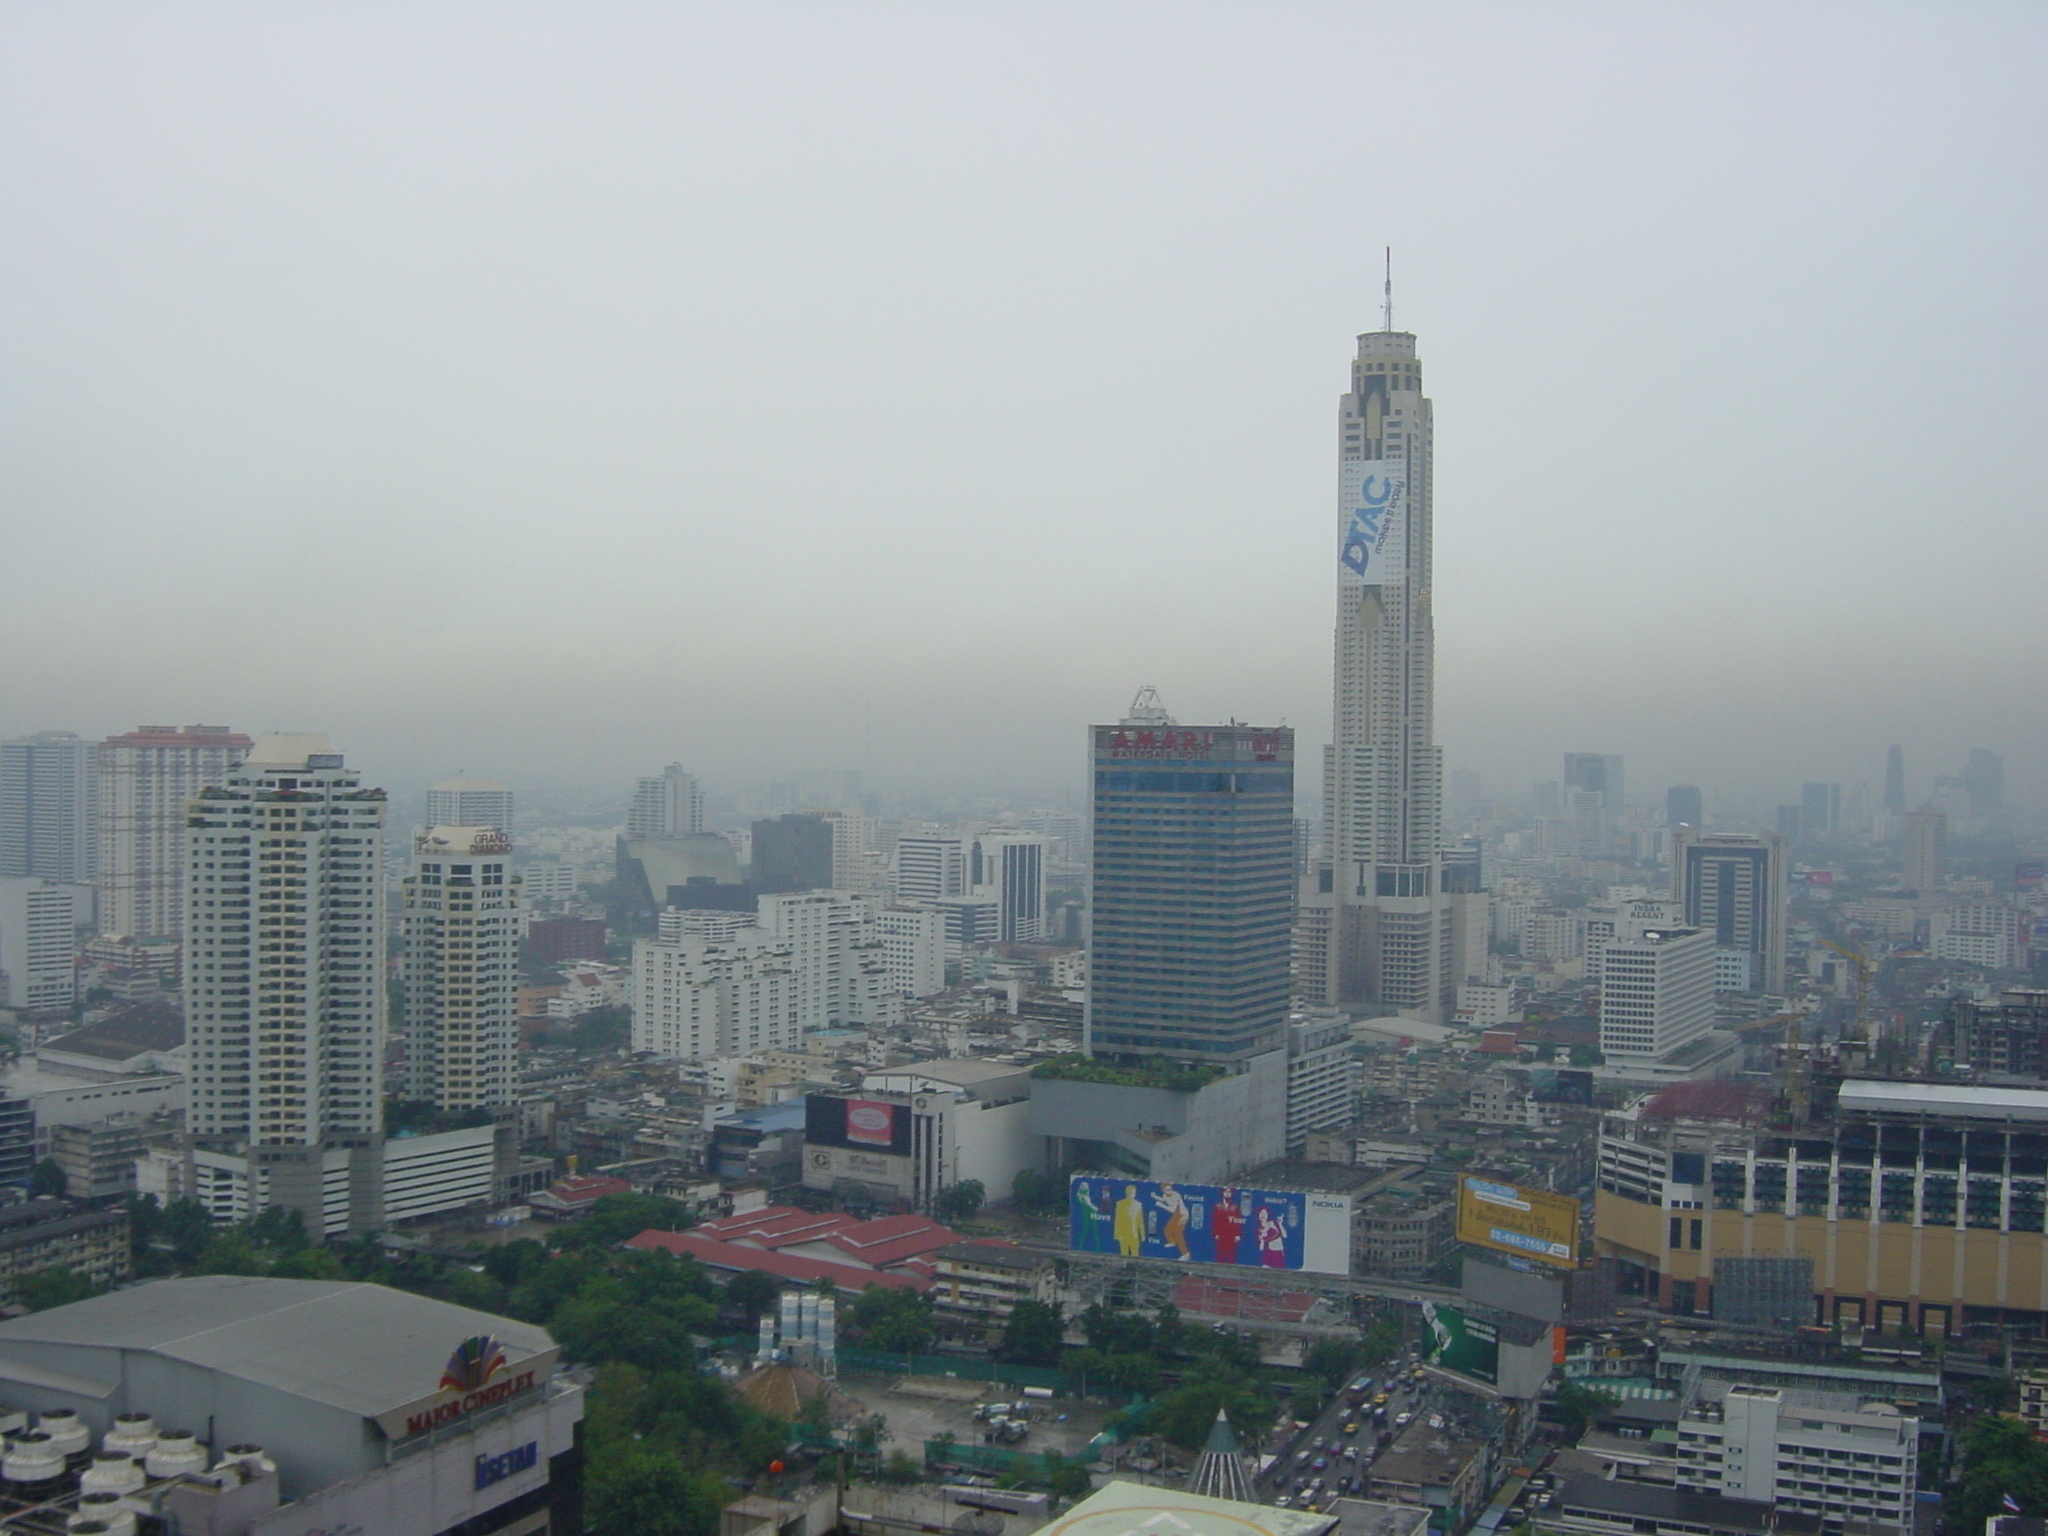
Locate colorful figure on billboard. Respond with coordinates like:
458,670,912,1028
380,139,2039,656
1071,1181,1112,1253
1067,1175,1313,1270
1210,1188,1243,1265
1112,1185,1146,1257
1153,1183,1192,1259
1255,1204,1288,1267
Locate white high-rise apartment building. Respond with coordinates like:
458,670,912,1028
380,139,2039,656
1599,922,1714,1061
401,826,520,1110
632,922,799,1060
878,906,946,997
424,778,514,837
1297,323,1481,1021
0,731,98,884
0,877,77,1014
100,724,251,943
756,889,899,1032
1671,829,1788,995
628,764,704,838
894,834,969,902
184,735,385,1232
1902,809,1947,894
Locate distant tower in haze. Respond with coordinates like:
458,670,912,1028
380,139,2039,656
99,725,252,943
425,777,514,838
1883,746,1906,816
1665,785,1703,830
628,764,704,838
0,731,98,884
1671,827,1787,996
1903,810,1947,893
1961,749,2004,818
1297,320,1485,1021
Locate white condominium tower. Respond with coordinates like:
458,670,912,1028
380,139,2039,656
184,735,386,1231
100,724,251,942
628,763,705,838
1297,321,1482,1022
402,826,520,1110
0,730,98,884
424,777,515,838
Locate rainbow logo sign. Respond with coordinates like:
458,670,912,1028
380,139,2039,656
440,1335,510,1394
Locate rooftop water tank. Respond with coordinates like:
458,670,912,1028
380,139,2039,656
144,1430,207,1479
81,1450,145,1496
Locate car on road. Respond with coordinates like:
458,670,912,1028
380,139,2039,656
1274,1495,1291,1509
1342,1420,1360,1437
1373,1392,1389,1406
1395,1412,1413,1428
1312,1455,1330,1471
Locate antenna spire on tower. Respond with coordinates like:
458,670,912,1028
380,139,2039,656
1381,247,1393,332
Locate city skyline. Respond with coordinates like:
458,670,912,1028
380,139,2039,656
1,6,2043,806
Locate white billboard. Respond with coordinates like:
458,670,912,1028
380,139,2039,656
1338,458,1405,588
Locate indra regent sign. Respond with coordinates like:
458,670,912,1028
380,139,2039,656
374,1335,562,1440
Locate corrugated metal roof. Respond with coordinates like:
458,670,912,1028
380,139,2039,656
1837,1079,2048,1121
0,1276,555,1420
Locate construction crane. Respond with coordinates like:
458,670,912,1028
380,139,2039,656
1818,937,1876,1069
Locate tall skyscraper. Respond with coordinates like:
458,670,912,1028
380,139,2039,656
1670,828,1787,995
1665,785,1704,829
1799,782,1840,839
0,731,98,884
184,735,385,1231
752,813,834,893
1299,322,1482,1021
401,825,519,1111
1564,753,1625,808
99,725,251,943
1882,746,1906,816
973,833,1048,943
1961,749,2004,817
1902,810,1947,894
424,777,515,837
627,764,704,838
1087,707,1294,1062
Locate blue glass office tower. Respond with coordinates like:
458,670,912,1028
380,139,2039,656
1085,717,1295,1062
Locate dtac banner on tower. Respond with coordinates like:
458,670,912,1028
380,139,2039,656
1067,1174,1351,1276
1338,458,1405,587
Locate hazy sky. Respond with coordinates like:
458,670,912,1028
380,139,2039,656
3,3,2043,814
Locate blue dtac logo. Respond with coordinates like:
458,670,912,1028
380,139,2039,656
1340,472,1398,577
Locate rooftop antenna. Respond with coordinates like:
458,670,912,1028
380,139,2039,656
1381,247,1394,333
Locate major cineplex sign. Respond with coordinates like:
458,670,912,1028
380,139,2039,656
376,1337,562,1440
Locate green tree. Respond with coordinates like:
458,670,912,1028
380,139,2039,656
1065,1347,1161,1396
27,1159,66,1199
555,1193,694,1253
934,1180,986,1223
1079,1302,1154,1356
1001,1299,1066,1366
15,1266,97,1311
1304,1337,1367,1393
193,1228,271,1277
160,1198,216,1265
1012,1169,1066,1216
724,1270,781,1318
848,1285,936,1354
1150,1366,1274,1452
584,1442,728,1536
881,1449,923,1484
1039,1447,1093,1501
270,1245,346,1281
1953,1414,2048,1532
1552,1381,1621,1442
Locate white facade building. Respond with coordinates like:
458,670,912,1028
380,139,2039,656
423,777,514,836
757,890,895,1032
183,734,385,1233
879,905,947,997
627,763,705,838
0,877,76,1014
1676,1382,1917,1534
402,826,520,1110
0,731,97,884
1285,1012,1359,1156
894,834,969,902
1599,923,1714,1062
1931,903,2024,970
98,724,251,943
630,927,800,1060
